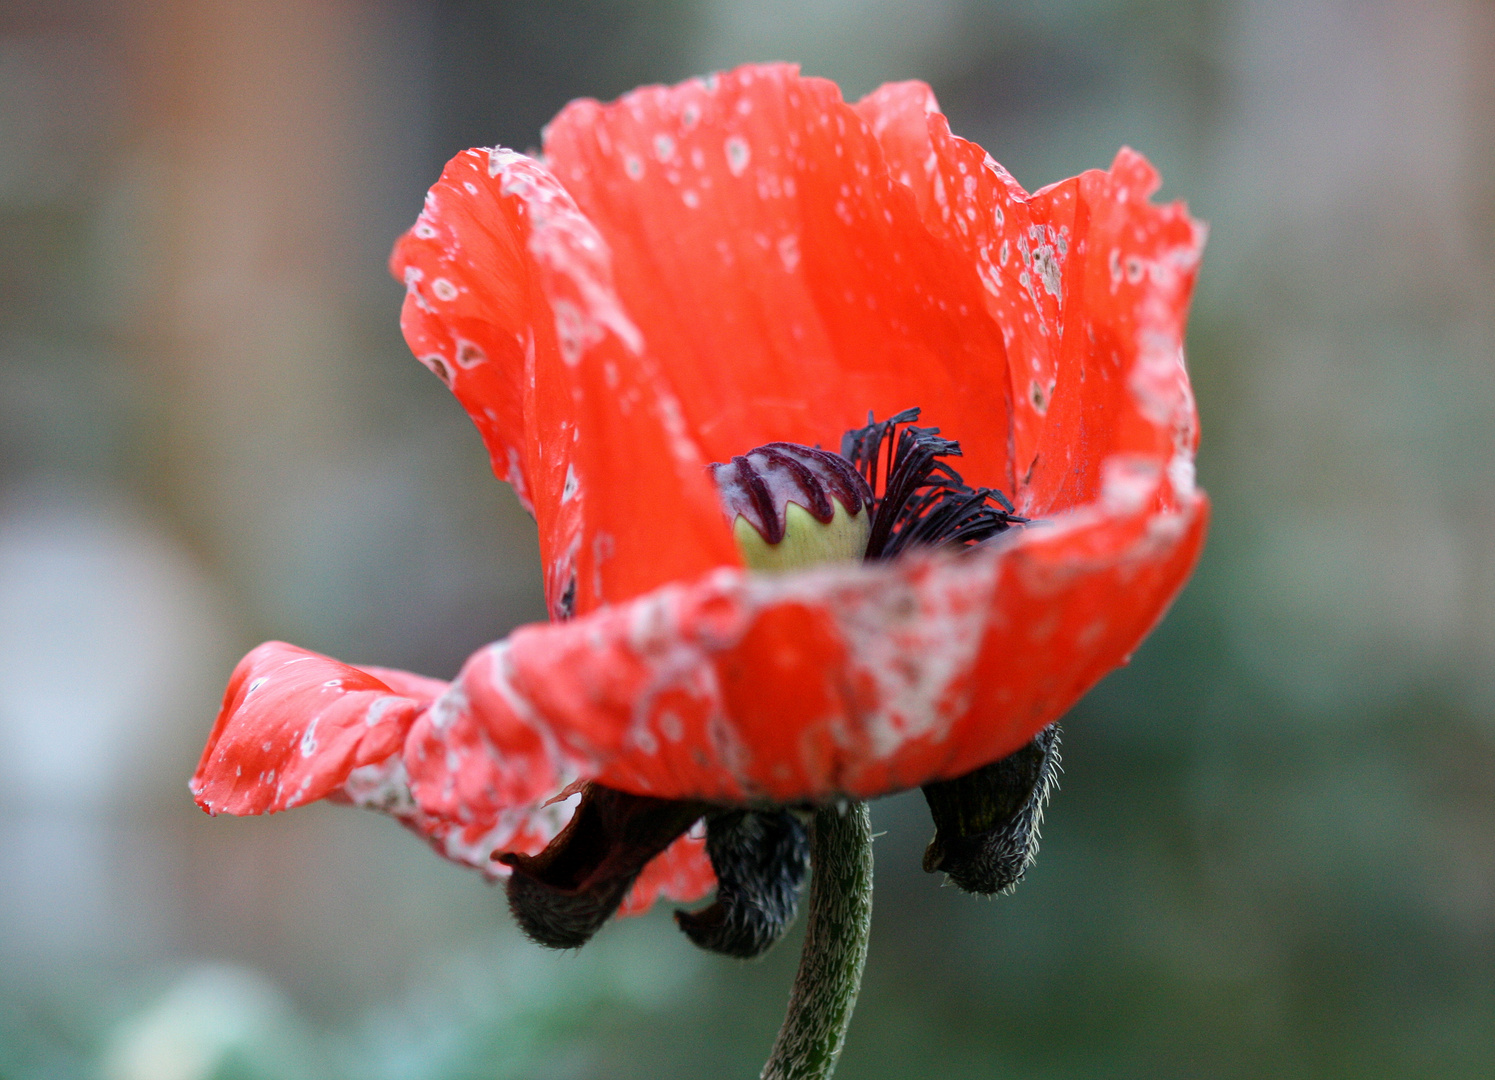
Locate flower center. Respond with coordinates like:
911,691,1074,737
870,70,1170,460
511,413,1034,955
710,408,1027,570
710,444,872,572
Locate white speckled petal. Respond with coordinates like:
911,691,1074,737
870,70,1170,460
191,642,715,904
403,464,1206,807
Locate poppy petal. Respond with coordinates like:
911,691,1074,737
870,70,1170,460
390,149,737,616
190,642,430,815
853,86,1205,511
539,63,1016,494
402,468,1206,807
388,161,536,510
853,79,1060,486
398,640,717,910
1021,148,1206,516
189,643,578,880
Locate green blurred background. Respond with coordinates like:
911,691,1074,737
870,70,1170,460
2,1,1492,1077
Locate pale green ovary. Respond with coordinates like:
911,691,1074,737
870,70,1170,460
733,500,871,574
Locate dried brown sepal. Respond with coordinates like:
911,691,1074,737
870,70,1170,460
920,723,1061,895
675,808,810,959
499,783,707,948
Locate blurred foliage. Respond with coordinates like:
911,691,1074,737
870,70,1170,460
1,1,1492,1078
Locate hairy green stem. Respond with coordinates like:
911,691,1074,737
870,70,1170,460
760,801,874,1080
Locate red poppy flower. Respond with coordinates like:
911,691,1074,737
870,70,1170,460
192,64,1206,925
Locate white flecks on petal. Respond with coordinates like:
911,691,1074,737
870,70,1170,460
455,339,487,369
364,695,401,728
487,146,521,178
1168,455,1197,498
552,299,603,366
342,756,419,816
1034,245,1062,299
724,135,750,177
777,234,800,274
299,716,319,757
1100,456,1163,515
426,683,470,732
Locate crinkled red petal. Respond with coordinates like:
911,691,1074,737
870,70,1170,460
852,79,1058,493
390,149,736,618
190,642,429,815
191,642,714,909
403,472,1206,807
542,64,1013,490
392,65,1203,607
853,83,1205,514
1020,149,1205,516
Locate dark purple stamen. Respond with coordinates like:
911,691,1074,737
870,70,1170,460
840,409,1027,559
